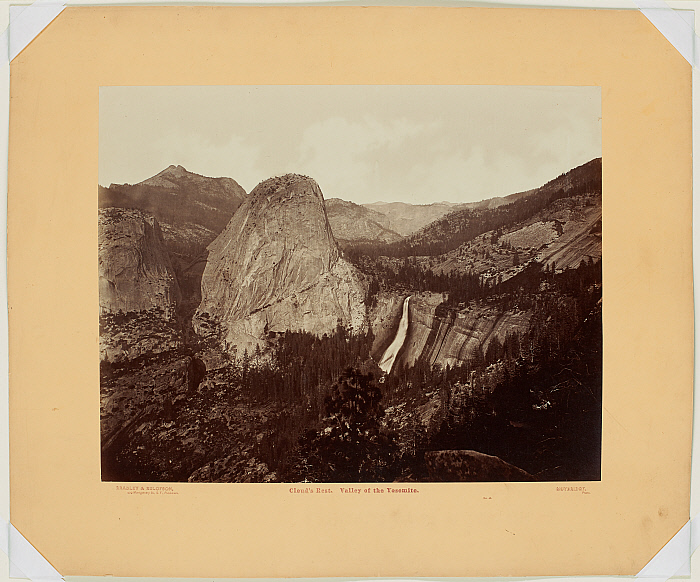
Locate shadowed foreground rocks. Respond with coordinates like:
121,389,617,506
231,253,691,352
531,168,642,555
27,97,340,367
425,449,535,482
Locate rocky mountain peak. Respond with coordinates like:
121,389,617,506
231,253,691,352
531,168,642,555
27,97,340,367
163,164,187,176
134,164,244,196
194,173,365,354
236,173,340,271
138,165,188,188
247,173,320,207
101,164,247,252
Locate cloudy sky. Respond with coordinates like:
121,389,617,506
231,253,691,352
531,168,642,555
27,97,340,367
99,85,601,205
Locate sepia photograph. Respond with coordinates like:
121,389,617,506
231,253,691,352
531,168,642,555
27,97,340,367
99,84,602,484
10,5,693,576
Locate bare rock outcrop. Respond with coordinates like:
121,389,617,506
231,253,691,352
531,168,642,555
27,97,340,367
395,292,532,370
194,174,366,354
98,208,181,315
100,165,249,308
368,292,406,359
425,450,535,481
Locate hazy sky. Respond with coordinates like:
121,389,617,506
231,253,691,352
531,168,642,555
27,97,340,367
99,85,601,205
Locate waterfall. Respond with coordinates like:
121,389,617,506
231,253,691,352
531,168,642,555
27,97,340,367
378,296,411,374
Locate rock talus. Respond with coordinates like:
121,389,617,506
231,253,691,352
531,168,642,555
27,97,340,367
194,174,366,353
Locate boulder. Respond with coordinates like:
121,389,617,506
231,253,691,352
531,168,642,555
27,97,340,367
425,449,535,481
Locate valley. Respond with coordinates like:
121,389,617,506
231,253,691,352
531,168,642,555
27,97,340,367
99,158,602,483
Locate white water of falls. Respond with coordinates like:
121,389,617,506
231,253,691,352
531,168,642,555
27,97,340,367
378,296,411,375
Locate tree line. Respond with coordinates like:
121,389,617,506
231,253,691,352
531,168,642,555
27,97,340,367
228,325,379,475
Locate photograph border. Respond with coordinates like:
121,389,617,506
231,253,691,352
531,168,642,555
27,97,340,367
7,4,693,577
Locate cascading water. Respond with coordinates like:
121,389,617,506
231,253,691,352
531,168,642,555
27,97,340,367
378,296,411,374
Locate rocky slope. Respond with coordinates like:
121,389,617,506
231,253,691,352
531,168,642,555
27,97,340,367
100,353,278,482
98,208,181,315
325,198,402,244
536,203,601,270
383,158,601,258
366,161,602,373
100,166,248,306
430,193,601,282
100,165,246,254
372,291,532,370
194,174,367,354
98,159,602,483
99,308,182,364
425,450,535,481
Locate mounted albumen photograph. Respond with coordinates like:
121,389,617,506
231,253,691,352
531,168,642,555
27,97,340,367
98,85,602,483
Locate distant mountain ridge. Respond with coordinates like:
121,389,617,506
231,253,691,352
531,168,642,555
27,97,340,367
99,158,603,484
376,158,602,257
325,198,402,244
137,165,245,200
98,160,601,314
362,201,466,236
461,188,536,211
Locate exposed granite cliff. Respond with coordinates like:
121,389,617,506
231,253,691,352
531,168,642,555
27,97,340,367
368,292,407,359
100,165,248,309
98,207,181,315
194,174,366,354
371,291,532,371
